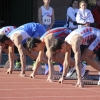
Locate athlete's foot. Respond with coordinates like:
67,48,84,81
75,81,84,88
30,73,35,79
81,62,87,77
6,69,12,74
98,80,100,85
19,71,26,77
46,78,54,82
66,67,75,77
19,73,26,77
45,70,49,75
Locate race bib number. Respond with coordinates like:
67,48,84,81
42,15,51,25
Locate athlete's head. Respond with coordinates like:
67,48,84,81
50,39,70,54
26,38,44,52
79,0,87,10
0,35,12,48
43,0,50,5
70,0,79,8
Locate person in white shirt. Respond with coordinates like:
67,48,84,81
76,0,94,28
38,0,55,31
66,0,79,29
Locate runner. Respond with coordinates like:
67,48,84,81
26,27,86,81
0,22,47,77
50,27,100,88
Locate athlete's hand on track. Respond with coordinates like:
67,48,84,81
58,77,64,84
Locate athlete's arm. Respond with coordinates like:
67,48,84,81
58,49,71,84
44,34,55,79
13,36,26,73
38,7,43,25
33,49,44,75
8,45,14,70
71,38,82,82
46,8,55,31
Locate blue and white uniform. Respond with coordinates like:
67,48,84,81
41,6,53,29
40,27,72,40
66,7,78,29
7,22,46,44
65,27,100,53
76,9,94,28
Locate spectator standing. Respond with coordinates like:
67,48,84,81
76,0,94,28
38,0,55,31
66,0,79,30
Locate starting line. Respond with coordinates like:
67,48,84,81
2,61,100,85
13,69,100,85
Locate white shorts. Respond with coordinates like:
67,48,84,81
9,30,30,42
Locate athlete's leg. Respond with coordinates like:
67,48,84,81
30,51,48,78
13,34,26,77
82,49,100,71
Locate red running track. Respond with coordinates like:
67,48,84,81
0,66,100,100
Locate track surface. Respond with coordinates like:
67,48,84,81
0,65,100,100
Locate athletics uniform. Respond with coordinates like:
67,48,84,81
40,27,72,40
76,9,94,28
66,7,78,29
65,27,100,54
0,26,16,35
41,27,72,73
7,22,46,44
41,6,53,29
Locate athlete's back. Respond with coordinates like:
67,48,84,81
40,27,72,40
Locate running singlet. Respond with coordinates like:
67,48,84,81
8,22,46,43
41,6,52,29
40,27,72,40
0,26,16,36
65,27,100,52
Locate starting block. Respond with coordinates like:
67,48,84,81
88,75,99,80
53,70,100,85
53,70,89,80
83,80,98,85
3,60,9,68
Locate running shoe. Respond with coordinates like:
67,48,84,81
98,72,100,85
66,67,75,77
14,61,21,69
81,62,87,77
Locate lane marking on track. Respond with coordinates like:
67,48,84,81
0,96,100,98
0,87,99,91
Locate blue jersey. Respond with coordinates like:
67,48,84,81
8,22,46,43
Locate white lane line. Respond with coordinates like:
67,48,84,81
0,82,48,83
83,88,100,93
0,96,100,98
0,88,81,90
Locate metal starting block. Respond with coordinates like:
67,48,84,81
3,60,9,68
14,67,33,71
88,75,100,80
53,70,100,85
53,70,89,80
83,80,98,85
35,71,63,75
